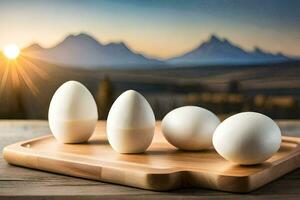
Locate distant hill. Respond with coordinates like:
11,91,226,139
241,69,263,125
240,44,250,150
22,33,293,69
168,35,291,65
22,33,164,69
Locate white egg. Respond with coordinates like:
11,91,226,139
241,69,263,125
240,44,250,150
48,81,98,143
213,112,281,165
161,106,220,150
107,90,155,153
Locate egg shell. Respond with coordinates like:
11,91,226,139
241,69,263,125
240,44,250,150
48,81,98,143
161,106,220,150
212,112,281,165
107,90,155,153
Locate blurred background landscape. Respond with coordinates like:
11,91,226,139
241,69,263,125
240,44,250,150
0,0,300,120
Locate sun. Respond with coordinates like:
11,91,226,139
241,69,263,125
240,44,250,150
3,44,20,60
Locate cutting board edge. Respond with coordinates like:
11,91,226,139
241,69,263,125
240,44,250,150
3,135,300,193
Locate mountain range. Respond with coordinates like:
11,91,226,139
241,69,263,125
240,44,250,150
168,35,289,65
22,33,292,68
23,33,163,68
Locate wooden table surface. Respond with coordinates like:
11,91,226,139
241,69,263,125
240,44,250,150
1,120,300,200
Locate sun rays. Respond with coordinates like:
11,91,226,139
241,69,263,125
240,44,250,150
0,49,49,99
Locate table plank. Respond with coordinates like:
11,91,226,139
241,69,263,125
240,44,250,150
1,120,300,199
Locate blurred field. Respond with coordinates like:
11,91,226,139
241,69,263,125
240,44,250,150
1,54,300,119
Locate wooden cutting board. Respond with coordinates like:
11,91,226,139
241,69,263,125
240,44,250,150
3,121,300,193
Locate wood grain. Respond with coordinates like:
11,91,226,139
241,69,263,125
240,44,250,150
1,120,300,199
3,121,300,193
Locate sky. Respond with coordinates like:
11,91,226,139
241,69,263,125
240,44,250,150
0,0,299,59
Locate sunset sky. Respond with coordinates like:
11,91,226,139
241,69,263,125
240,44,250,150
0,0,299,59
